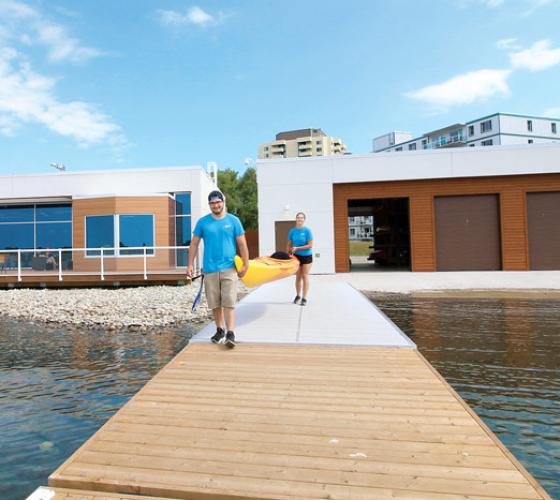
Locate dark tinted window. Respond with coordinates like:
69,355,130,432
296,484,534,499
86,215,114,256
175,216,192,247
175,193,191,216
36,223,72,249
119,215,154,255
36,204,72,222
0,206,34,223
0,224,34,249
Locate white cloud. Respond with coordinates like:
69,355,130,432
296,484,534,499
510,39,560,71
406,69,512,107
157,6,215,27
0,0,103,63
523,0,554,16
543,107,560,117
0,48,124,146
496,38,520,50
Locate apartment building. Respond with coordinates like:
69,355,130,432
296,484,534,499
348,216,373,241
373,113,560,153
258,128,347,159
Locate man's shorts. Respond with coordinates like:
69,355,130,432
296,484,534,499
295,254,313,265
204,267,238,309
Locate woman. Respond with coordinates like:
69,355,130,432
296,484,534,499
287,212,313,306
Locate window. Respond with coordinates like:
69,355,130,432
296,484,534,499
316,140,322,145
527,120,533,132
481,139,493,146
0,205,34,223
421,139,428,149
175,192,192,266
316,147,322,152
468,125,474,136
264,146,269,151
469,143,475,147
480,120,492,133
0,204,72,267
86,215,114,256
408,143,417,150
395,147,403,151
552,123,557,134
175,193,191,216
528,139,534,144
37,223,72,249
265,154,269,158
119,215,154,255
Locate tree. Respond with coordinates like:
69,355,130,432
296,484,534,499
237,167,258,230
217,167,258,230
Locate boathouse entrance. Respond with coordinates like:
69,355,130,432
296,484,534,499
347,197,411,271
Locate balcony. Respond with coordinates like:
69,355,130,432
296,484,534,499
424,132,466,149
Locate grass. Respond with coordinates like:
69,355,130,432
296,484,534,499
349,240,371,256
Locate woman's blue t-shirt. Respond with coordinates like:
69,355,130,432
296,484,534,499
193,213,244,273
288,226,313,256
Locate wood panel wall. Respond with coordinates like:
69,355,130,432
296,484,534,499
333,173,560,272
72,196,174,273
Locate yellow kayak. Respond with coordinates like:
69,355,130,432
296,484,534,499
234,255,299,288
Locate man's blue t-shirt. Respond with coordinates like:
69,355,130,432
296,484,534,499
288,226,313,256
193,213,245,273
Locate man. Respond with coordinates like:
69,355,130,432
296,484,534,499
186,190,249,348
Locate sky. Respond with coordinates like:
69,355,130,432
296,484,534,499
1,0,560,175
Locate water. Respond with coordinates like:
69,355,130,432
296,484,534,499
0,318,198,500
370,294,560,499
2,298,559,499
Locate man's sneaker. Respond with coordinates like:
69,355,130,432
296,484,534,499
225,331,236,349
211,327,225,344
300,298,307,306
293,295,301,304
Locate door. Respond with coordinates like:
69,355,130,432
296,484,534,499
275,221,294,253
527,192,560,270
435,194,501,271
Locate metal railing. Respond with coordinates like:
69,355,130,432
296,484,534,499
0,245,198,282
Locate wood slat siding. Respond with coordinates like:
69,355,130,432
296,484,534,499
73,196,174,273
49,344,550,500
334,173,560,272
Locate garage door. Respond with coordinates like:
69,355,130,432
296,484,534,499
527,191,560,270
435,194,501,271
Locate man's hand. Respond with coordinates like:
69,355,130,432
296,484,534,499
186,265,194,278
237,264,248,278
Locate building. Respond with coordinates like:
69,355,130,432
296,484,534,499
258,128,347,159
373,113,560,153
257,144,560,273
0,166,216,282
348,216,373,241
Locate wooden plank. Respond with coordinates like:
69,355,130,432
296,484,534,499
49,344,550,500
27,486,168,500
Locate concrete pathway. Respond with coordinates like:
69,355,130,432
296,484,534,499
330,270,560,293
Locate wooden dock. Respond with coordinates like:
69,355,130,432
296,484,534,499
32,279,551,499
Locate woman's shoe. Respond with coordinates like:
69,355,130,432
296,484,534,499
293,295,301,304
300,298,307,306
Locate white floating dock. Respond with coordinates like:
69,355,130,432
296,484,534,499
193,278,414,347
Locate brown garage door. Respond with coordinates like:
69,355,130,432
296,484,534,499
435,194,501,271
527,191,560,270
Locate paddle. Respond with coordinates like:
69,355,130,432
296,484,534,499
190,274,204,311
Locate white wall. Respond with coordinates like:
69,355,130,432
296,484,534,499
257,144,560,274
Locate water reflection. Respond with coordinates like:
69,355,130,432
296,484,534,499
370,294,560,499
0,318,198,500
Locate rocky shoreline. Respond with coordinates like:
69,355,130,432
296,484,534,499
0,285,233,329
